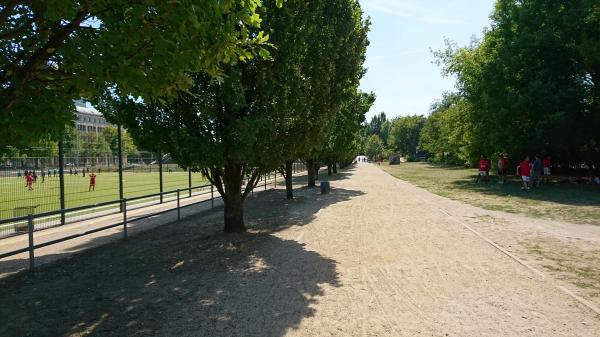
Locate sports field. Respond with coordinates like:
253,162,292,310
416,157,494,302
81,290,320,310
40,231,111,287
0,171,207,220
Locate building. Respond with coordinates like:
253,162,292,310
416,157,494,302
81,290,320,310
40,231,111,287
74,100,109,134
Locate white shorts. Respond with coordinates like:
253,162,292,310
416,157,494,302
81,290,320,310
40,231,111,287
543,167,551,175
479,171,488,176
521,176,530,182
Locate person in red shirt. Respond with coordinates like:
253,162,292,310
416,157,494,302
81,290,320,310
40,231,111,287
475,155,490,183
25,172,34,191
542,156,552,183
518,156,532,191
89,173,97,191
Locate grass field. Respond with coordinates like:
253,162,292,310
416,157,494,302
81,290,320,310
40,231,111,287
0,172,207,220
380,162,600,225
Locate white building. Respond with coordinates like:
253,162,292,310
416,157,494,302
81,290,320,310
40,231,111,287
74,100,109,134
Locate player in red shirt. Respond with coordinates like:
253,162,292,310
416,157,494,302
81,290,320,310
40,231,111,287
542,156,552,183
518,156,532,191
89,173,97,191
25,172,34,191
475,155,490,183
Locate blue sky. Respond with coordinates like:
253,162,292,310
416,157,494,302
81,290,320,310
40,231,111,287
359,0,496,119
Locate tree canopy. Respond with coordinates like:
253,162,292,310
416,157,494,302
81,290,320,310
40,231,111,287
99,0,371,232
432,0,600,167
0,0,280,151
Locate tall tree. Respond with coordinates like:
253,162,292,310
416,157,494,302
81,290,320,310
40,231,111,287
0,0,278,151
100,0,369,232
388,115,426,158
435,0,600,167
319,92,375,172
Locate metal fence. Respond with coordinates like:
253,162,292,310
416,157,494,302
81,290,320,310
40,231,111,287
0,165,304,271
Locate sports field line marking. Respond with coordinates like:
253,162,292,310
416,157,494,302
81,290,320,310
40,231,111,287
381,169,600,317
436,200,600,316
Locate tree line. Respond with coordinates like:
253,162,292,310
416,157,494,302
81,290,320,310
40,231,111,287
1,1,372,232
363,0,599,172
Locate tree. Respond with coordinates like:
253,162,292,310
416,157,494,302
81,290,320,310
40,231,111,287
364,135,385,160
420,93,477,165
434,0,600,168
100,126,138,157
388,115,426,159
319,92,375,173
303,0,371,188
100,0,369,232
0,0,280,152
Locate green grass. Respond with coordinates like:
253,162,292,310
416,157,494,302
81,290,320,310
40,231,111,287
381,162,600,225
0,172,207,220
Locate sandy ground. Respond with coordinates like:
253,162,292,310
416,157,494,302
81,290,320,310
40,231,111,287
2,164,599,337
159,164,600,336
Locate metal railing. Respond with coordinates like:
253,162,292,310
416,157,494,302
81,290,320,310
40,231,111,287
0,165,305,271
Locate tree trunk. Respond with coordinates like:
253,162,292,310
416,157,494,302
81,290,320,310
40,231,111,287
333,163,338,174
222,164,246,233
307,159,316,187
327,165,332,176
223,192,245,233
285,160,294,200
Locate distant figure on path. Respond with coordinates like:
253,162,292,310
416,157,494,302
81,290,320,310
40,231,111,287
41,170,45,182
89,173,97,191
542,155,552,184
475,155,490,183
518,156,532,191
32,170,37,182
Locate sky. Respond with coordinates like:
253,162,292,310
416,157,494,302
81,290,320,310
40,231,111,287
359,0,496,119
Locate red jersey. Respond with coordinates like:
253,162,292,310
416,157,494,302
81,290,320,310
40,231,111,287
542,158,551,168
26,175,33,183
519,161,532,176
502,158,509,168
89,174,96,184
479,159,489,171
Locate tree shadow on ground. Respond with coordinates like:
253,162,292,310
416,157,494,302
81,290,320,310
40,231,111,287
449,177,600,207
0,182,363,337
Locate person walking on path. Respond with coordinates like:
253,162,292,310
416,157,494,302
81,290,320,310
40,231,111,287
89,172,97,191
518,156,532,191
475,155,490,183
542,156,552,184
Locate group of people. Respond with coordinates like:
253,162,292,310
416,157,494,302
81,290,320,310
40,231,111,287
476,154,552,191
21,169,97,191
517,155,551,191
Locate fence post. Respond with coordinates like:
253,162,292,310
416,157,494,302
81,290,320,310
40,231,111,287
58,140,66,226
122,199,128,239
264,174,267,191
27,215,34,270
188,169,192,197
211,185,214,208
158,152,164,204
274,171,277,188
117,125,124,212
177,189,181,221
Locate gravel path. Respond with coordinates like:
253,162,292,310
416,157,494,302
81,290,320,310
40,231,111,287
225,163,600,337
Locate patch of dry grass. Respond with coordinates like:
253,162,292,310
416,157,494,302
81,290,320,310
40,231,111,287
381,162,600,225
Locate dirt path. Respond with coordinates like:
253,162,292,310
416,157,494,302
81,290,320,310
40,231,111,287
2,164,599,337
255,164,600,336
